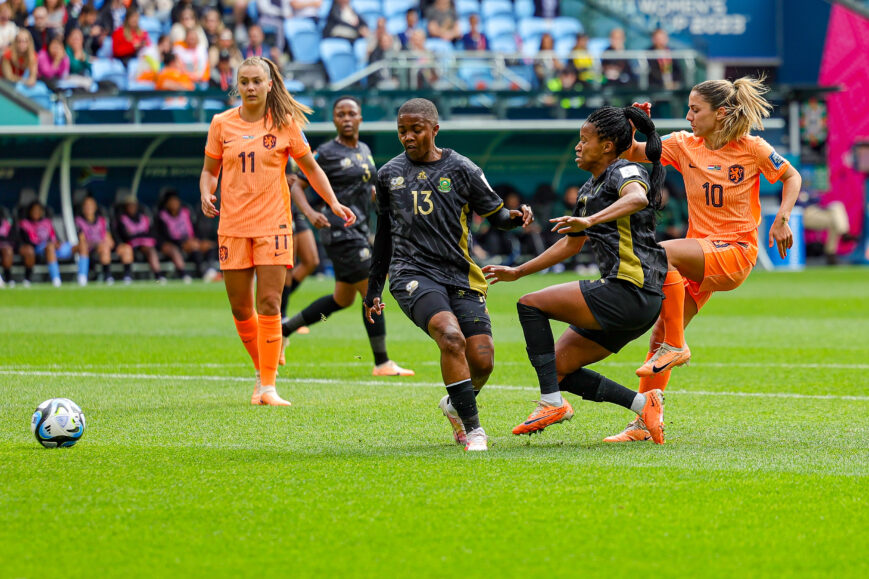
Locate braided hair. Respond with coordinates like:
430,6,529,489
585,106,664,210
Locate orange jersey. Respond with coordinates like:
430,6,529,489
660,131,790,245
205,107,311,237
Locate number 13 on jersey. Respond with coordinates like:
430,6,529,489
412,190,433,215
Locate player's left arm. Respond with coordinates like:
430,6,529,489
295,151,356,227
364,177,393,323
769,165,802,258
551,181,648,234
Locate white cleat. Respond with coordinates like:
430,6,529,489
52,277,62,287
77,274,88,286
465,427,488,452
438,395,467,446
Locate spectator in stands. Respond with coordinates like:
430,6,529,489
112,8,150,66
156,189,217,282
209,28,242,69
65,0,85,21
655,182,688,241
135,33,171,82
461,13,487,51
170,0,198,25
2,29,38,87
426,0,460,43
601,27,635,86
0,3,19,52
7,0,29,28
0,207,14,288
201,7,224,48
136,0,174,21
291,0,323,21
210,49,235,90
99,0,127,39
18,200,74,287
397,8,419,49
647,27,682,90
228,0,254,48
67,4,103,57
800,190,852,265
155,51,194,90
533,32,562,87
43,0,68,35
65,27,92,79
75,194,119,285
255,0,290,52
534,0,560,19
174,26,209,85
243,23,280,62
28,7,51,52
544,64,583,109
169,5,207,48
114,196,166,284
368,17,398,87
37,33,69,89
407,28,438,88
323,0,369,42
570,32,599,86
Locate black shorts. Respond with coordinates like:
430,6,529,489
389,272,492,337
570,278,662,353
324,239,371,284
292,207,311,234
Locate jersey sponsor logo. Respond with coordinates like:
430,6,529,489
707,165,721,171
619,165,640,178
405,280,419,295
263,134,277,150
417,170,427,180
359,247,371,260
728,164,745,184
218,245,229,262
769,150,786,169
389,176,405,190
437,177,452,192
340,157,352,168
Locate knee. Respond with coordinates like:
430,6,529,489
470,354,494,378
257,294,281,316
231,305,254,320
517,292,539,309
437,328,467,358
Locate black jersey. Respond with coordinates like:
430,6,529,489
569,159,667,293
299,138,375,245
375,149,505,295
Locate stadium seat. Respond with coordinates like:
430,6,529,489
285,79,306,93
25,0,36,12
97,37,113,59
383,0,413,19
353,37,369,69
360,11,382,28
425,38,455,55
490,34,517,54
480,0,513,20
518,18,550,41
138,16,164,40
456,0,481,18
285,19,322,64
386,14,406,35
552,17,583,41
514,0,534,19
588,37,610,57
91,58,129,90
320,38,356,83
353,0,382,16
458,60,495,89
485,14,515,41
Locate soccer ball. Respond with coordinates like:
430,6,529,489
31,398,86,448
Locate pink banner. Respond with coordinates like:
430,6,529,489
818,4,869,252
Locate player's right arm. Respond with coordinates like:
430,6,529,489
200,155,221,218
295,152,356,227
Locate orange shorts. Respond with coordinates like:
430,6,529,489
684,238,757,310
218,234,294,270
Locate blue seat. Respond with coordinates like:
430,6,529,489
354,37,369,68
285,19,322,64
91,58,128,90
490,34,517,54
359,10,383,29
458,60,494,89
456,0,480,18
320,38,356,83
383,0,413,18
138,16,164,40
425,38,455,55
97,37,113,59
555,36,576,59
514,0,534,19
552,17,583,41
485,14,515,40
588,37,610,57
285,79,306,93
518,17,550,41
353,0,382,14
386,14,406,35
480,0,512,19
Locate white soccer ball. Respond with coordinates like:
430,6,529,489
31,398,86,448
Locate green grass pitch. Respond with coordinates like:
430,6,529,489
1,268,867,577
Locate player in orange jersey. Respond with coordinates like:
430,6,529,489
605,76,802,442
200,56,355,406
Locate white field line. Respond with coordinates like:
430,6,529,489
0,369,866,402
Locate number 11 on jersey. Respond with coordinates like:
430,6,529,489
238,151,255,173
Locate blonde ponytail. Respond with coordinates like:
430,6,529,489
693,76,773,144
238,56,313,131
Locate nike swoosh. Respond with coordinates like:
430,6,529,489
524,415,551,425
688,163,697,168
275,252,287,257
651,362,673,373
224,139,234,144
242,338,254,344
266,338,280,343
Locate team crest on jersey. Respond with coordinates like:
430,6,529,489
417,170,427,181
263,134,277,150
405,280,419,295
341,157,353,168
728,164,745,184
389,176,405,190
218,245,229,262
359,247,371,261
437,178,451,192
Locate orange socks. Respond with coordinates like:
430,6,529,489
661,269,685,349
639,369,672,393
234,313,260,370
257,314,282,387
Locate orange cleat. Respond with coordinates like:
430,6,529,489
251,386,292,406
636,343,691,377
438,395,467,446
603,418,652,442
296,326,310,335
512,400,574,435
372,360,415,376
640,389,665,444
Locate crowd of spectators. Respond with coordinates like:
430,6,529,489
0,188,219,288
